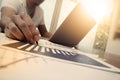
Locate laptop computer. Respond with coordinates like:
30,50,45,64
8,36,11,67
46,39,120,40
49,3,96,47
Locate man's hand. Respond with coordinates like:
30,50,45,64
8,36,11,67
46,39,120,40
4,13,40,44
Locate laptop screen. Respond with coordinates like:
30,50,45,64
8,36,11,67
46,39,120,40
49,3,96,47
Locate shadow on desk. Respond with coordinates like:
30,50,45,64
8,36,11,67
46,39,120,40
104,53,120,68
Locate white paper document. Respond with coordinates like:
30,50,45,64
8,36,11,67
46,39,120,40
0,33,120,80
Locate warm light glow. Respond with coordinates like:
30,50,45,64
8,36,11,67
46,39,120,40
80,0,113,22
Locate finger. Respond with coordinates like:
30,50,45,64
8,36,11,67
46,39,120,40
20,13,40,41
4,27,17,39
29,25,40,41
20,12,34,26
12,15,35,44
5,22,24,40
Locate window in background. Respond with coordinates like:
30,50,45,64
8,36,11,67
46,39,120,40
40,0,56,32
49,0,63,33
57,0,76,30
93,14,113,58
92,0,113,58
48,0,77,33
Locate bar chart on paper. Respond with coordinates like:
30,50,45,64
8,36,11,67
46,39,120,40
1,38,120,74
2,40,110,69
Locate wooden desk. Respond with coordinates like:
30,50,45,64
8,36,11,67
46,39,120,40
0,33,120,80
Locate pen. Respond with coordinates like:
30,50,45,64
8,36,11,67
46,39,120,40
36,41,38,45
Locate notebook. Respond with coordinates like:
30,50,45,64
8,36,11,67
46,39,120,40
49,3,96,47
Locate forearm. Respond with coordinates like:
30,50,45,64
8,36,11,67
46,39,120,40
38,24,52,38
38,24,48,36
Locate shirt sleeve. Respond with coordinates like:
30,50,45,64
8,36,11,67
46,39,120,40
32,6,45,27
0,0,21,13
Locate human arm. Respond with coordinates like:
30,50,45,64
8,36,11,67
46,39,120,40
33,6,52,39
38,24,52,38
0,7,40,44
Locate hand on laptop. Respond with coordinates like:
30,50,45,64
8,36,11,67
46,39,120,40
4,13,40,44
